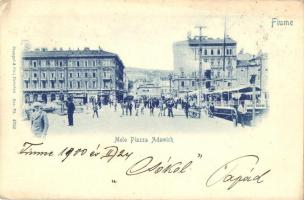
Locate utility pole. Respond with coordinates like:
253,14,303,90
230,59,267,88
259,55,263,96
221,17,227,105
252,83,256,126
195,25,206,107
168,73,172,95
250,74,257,126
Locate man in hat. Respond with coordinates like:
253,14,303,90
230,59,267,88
237,100,247,127
167,99,175,118
66,97,75,126
31,102,49,138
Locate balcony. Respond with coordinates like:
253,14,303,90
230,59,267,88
103,75,112,80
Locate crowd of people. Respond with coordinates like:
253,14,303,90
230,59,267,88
24,95,249,138
116,97,192,118
87,96,193,118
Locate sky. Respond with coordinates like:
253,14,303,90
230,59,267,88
6,0,273,70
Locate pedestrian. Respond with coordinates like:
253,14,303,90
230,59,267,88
66,97,75,126
31,102,49,138
135,101,140,116
125,101,129,116
114,100,117,112
163,100,167,116
121,101,125,116
128,101,133,116
140,101,145,115
237,101,247,127
149,99,154,116
167,99,174,118
93,103,99,118
232,105,238,127
158,100,164,117
23,102,31,120
208,102,215,118
184,101,190,118
97,99,102,109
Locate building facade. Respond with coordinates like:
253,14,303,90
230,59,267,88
173,35,237,90
235,52,268,90
22,47,125,104
135,82,161,98
171,72,198,98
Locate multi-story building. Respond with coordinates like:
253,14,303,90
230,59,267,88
173,35,237,90
235,52,268,91
172,72,198,98
135,82,161,98
159,79,171,97
22,47,125,104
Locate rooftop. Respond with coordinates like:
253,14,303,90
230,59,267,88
23,47,118,59
236,60,259,68
174,36,237,46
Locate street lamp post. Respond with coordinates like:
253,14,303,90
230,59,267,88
250,74,257,126
252,83,256,126
168,73,173,97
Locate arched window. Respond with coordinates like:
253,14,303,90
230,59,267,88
24,94,30,103
33,94,38,102
211,49,214,55
51,93,56,101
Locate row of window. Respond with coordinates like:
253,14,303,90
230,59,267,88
195,48,234,56
203,58,233,66
177,72,233,87
24,80,112,89
180,81,196,87
25,59,115,68
26,71,112,79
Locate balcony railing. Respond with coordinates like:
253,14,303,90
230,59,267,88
103,75,112,80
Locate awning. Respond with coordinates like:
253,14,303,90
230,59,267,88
206,85,261,94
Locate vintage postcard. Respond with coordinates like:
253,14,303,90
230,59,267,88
0,0,303,199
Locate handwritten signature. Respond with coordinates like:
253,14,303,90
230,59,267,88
17,142,271,190
206,155,271,190
126,156,193,175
